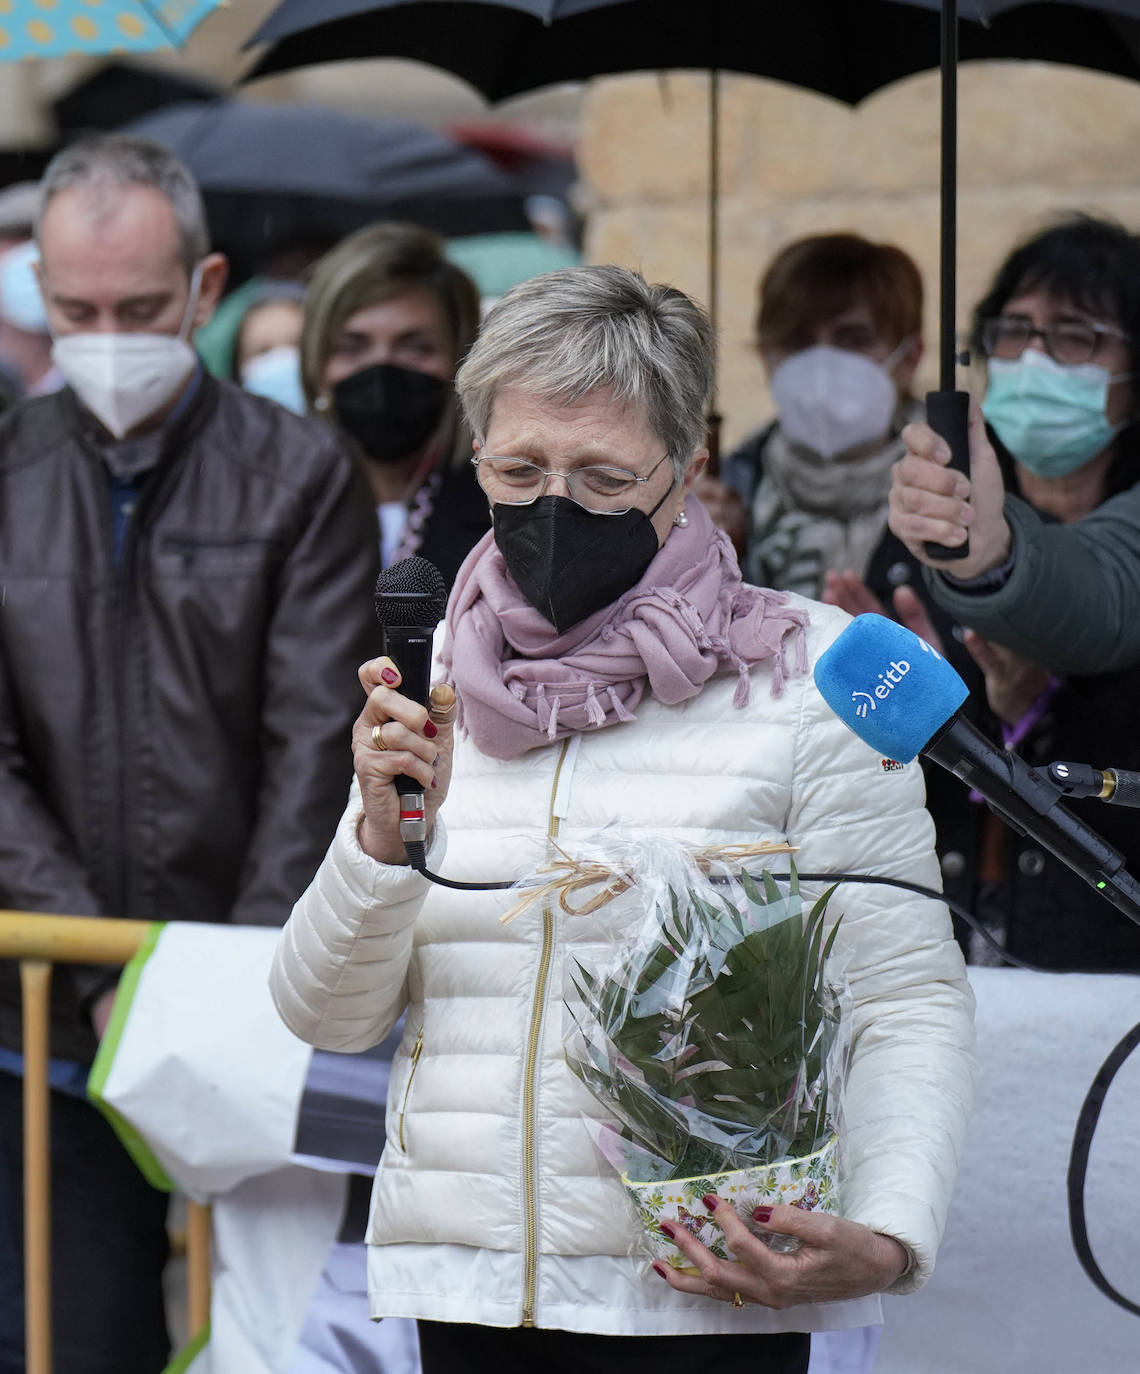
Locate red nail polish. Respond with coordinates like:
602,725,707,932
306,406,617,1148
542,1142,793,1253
753,1206,773,1224
659,1222,676,1239
652,1263,668,1279
380,668,399,685
423,719,438,739
431,774,438,789
702,1194,719,1212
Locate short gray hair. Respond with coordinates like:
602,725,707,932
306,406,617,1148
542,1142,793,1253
36,134,209,275
456,265,715,476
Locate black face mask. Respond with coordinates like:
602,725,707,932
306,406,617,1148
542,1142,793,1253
332,361,449,464
493,493,669,634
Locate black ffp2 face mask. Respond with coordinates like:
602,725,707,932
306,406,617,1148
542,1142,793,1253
492,493,668,634
332,361,449,464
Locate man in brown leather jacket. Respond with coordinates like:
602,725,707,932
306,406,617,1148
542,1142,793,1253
0,136,379,1374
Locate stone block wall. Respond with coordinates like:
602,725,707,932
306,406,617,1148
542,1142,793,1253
578,64,1140,452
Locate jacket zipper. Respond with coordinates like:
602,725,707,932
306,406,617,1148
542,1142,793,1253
112,482,149,919
106,477,134,919
80,384,213,922
521,736,570,1327
96,443,173,919
397,1027,425,1152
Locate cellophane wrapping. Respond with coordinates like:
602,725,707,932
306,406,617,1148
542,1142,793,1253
510,834,851,1267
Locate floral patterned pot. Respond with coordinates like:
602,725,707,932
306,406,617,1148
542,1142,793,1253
623,1134,840,1273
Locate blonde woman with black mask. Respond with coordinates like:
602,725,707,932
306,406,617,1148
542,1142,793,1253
303,223,489,588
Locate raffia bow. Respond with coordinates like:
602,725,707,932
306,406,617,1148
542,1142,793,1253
499,838,796,926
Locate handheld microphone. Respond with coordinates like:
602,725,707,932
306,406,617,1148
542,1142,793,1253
813,614,1140,927
373,557,448,848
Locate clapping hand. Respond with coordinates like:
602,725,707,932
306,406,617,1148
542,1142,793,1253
822,572,947,658
694,474,748,556
962,630,1052,726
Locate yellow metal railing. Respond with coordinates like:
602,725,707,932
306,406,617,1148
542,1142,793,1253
0,912,211,1374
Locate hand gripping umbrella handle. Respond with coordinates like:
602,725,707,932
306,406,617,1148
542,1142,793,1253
923,388,972,563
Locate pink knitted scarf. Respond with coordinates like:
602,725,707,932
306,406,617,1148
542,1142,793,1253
442,495,810,761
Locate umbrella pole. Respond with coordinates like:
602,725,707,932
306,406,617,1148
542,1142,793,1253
705,63,722,474
924,0,972,561
939,0,958,392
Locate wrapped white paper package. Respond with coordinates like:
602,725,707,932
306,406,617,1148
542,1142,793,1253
88,922,346,1374
90,922,316,1195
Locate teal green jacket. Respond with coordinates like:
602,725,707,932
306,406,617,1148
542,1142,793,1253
926,486,1140,673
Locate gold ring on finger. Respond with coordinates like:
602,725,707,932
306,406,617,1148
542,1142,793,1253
370,724,389,751
732,1291,745,1309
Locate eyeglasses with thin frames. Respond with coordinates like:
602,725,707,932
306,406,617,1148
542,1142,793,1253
472,451,673,515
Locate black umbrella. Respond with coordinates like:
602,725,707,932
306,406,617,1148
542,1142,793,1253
244,0,1140,102
53,61,222,136
242,0,1140,477
125,100,530,276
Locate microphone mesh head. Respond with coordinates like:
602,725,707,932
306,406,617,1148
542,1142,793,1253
813,613,968,762
373,557,448,628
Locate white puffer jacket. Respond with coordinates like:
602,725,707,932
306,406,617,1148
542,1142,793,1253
270,597,975,1336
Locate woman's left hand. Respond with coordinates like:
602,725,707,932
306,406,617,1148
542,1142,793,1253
653,1196,909,1309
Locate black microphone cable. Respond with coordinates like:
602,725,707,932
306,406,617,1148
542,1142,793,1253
400,840,508,892
402,846,1044,971
1068,1020,1140,1319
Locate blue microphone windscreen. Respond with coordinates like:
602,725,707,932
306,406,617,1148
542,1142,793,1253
813,614,969,763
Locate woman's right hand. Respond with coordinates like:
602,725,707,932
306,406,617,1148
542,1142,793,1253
352,656,457,865
889,401,1011,578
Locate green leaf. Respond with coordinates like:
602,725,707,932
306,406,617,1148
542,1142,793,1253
563,867,841,1177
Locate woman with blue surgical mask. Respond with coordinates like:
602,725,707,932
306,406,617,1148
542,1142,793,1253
0,239,62,397
915,216,1140,976
973,216,1139,526
233,283,307,415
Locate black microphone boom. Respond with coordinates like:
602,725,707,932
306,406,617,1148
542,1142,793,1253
1047,761,1140,810
923,714,1140,926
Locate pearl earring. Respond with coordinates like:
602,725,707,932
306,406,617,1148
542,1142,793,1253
672,509,689,528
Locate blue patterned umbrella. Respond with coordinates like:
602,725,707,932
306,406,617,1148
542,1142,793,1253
0,0,223,60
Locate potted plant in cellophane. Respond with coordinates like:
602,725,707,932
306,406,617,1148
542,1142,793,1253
508,835,849,1273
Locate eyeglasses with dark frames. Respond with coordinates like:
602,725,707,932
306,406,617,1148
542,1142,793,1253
980,315,1131,367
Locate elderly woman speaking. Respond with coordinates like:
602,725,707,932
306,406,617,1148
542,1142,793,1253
270,266,974,1374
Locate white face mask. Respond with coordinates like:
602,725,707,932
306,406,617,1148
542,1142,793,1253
51,264,202,439
769,342,908,459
